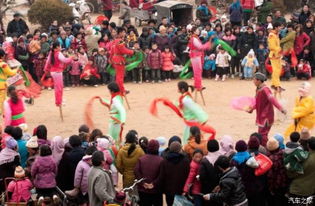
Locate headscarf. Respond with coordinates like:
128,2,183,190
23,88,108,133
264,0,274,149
51,136,65,165
219,135,234,157
0,138,19,165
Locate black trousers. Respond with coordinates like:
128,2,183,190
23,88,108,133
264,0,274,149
104,10,112,20
139,192,163,206
165,194,175,206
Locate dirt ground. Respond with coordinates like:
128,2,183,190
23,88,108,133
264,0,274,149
23,78,315,142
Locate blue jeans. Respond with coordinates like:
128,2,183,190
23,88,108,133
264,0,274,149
244,67,253,78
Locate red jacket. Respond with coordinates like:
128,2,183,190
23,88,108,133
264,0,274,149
8,98,25,126
183,160,202,195
71,38,87,52
102,0,112,10
80,63,101,79
161,52,175,71
147,49,162,69
294,32,311,55
109,38,134,65
241,0,255,10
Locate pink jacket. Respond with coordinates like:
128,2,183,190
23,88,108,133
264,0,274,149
45,51,72,73
69,60,81,76
161,52,175,71
31,155,57,189
183,160,202,195
189,36,211,58
294,32,311,55
7,178,33,202
74,158,91,195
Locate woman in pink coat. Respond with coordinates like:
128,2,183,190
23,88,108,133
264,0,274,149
189,26,212,90
294,25,311,59
161,47,176,82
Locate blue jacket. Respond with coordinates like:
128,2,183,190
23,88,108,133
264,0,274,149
58,37,71,49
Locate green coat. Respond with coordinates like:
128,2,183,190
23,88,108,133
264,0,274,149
257,2,273,24
280,31,296,52
289,151,315,196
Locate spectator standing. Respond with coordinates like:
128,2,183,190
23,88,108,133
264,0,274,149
229,0,243,27
294,25,311,60
240,0,255,26
273,10,286,25
6,13,29,37
102,0,113,20
299,4,312,25
257,0,273,24
196,0,212,26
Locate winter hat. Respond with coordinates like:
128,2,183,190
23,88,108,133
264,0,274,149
155,136,167,147
147,139,160,154
97,138,110,150
266,138,279,151
207,139,219,152
274,134,285,149
248,136,260,150
169,141,182,153
26,136,38,149
14,166,25,178
235,140,247,152
300,128,311,140
168,136,181,146
6,137,17,149
267,23,273,30
17,37,25,44
254,72,266,82
298,82,311,97
247,49,255,56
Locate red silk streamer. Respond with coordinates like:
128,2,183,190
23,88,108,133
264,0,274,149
84,96,110,129
150,98,216,140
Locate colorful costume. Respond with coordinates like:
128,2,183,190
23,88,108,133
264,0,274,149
268,30,282,89
253,84,283,146
3,97,26,127
110,39,134,93
284,83,315,137
0,59,17,114
189,35,211,90
44,51,72,106
150,93,215,144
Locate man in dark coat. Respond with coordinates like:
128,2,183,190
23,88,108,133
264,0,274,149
6,13,29,37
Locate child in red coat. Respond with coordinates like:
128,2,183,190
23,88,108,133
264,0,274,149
297,59,311,80
183,149,204,206
80,58,100,86
161,47,176,82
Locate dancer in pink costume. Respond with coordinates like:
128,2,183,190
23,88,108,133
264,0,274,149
188,26,212,90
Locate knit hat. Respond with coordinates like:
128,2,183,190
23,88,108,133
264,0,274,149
169,141,182,153
168,136,181,146
14,166,25,178
155,136,167,147
267,23,273,30
26,136,38,148
97,138,110,150
235,140,247,152
254,72,266,82
274,134,285,149
247,49,255,56
147,139,160,154
207,139,219,152
6,137,17,149
298,82,311,97
248,136,260,150
266,138,279,151
300,128,311,140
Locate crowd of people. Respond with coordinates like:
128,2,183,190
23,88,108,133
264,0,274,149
0,0,315,205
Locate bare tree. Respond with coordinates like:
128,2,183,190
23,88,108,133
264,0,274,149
0,0,10,30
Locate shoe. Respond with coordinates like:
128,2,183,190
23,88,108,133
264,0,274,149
48,87,52,91
151,80,155,84
145,80,149,83
158,80,162,83
94,84,99,87
53,195,60,204
133,81,137,83
65,87,70,91
37,196,44,205
138,81,142,84
231,75,235,79
65,188,80,197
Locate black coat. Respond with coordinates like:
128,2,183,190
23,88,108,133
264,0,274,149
238,32,257,58
56,146,85,191
211,167,247,206
7,19,29,37
138,33,152,50
299,11,311,25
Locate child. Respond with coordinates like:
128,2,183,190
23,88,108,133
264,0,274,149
131,43,143,83
155,136,167,156
297,59,312,80
33,53,46,84
71,33,87,52
77,46,88,67
127,30,137,48
69,54,82,87
203,156,248,206
148,43,163,83
215,47,231,81
80,57,101,87
65,146,97,206
256,43,268,75
49,20,59,35
241,49,259,79
7,166,33,203
281,57,291,81
143,48,151,83
94,48,109,85
204,53,216,78
284,132,309,174
183,149,204,206
161,46,175,82
31,145,59,205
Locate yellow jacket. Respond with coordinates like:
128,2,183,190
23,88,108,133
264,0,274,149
284,96,315,137
0,60,17,90
268,31,282,59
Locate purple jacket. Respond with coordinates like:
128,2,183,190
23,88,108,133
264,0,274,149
74,158,91,195
31,155,57,189
134,154,163,193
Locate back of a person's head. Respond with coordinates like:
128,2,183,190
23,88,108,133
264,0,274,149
79,124,89,134
11,127,23,140
90,129,103,142
39,144,52,157
92,151,104,166
190,126,201,144
5,126,15,136
86,146,97,155
126,130,138,144
36,125,47,140
308,137,315,151
215,155,230,170
290,132,300,143
69,135,82,148
207,139,219,152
